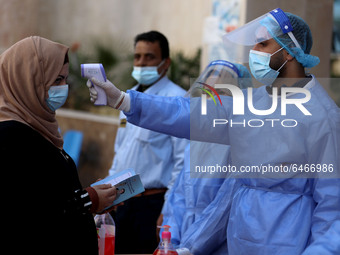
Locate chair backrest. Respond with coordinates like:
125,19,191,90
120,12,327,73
63,130,84,167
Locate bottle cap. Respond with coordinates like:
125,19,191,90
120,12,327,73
158,225,171,240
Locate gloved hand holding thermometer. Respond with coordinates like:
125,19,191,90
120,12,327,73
82,63,130,111
81,63,108,105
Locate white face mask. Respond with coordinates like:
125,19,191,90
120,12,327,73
249,47,287,86
131,60,165,85
46,84,69,111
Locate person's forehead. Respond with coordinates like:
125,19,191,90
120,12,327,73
59,63,69,75
257,38,280,48
134,40,161,55
254,26,281,46
255,26,272,43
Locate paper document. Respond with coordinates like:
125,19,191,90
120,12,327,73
91,169,145,211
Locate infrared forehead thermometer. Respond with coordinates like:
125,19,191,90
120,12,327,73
81,63,107,105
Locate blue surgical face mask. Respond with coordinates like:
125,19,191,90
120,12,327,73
46,84,69,111
249,48,287,86
131,60,165,85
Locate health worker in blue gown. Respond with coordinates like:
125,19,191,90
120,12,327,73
161,60,252,255
86,8,340,255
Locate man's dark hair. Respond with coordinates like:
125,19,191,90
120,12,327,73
134,30,169,59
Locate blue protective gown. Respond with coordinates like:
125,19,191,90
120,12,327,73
162,141,235,255
179,176,239,255
124,76,340,254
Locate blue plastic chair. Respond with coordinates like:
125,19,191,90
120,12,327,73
63,130,84,167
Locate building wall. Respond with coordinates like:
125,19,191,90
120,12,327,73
0,0,211,56
0,0,333,76
56,109,119,187
0,0,40,52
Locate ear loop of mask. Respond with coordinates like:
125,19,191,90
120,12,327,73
271,47,288,72
157,59,166,76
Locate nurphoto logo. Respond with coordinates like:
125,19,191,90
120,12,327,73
199,84,312,128
197,82,223,115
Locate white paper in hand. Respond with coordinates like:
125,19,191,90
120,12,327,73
91,169,145,212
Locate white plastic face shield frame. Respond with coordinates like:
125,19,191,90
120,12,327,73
185,60,240,98
222,8,301,63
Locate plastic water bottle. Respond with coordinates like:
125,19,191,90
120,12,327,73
94,213,115,255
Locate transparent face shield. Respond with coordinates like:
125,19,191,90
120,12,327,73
188,60,241,179
188,61,254,178
222,8,301,63
186,60,241,98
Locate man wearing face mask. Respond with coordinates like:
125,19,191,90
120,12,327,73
107,31,188,254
